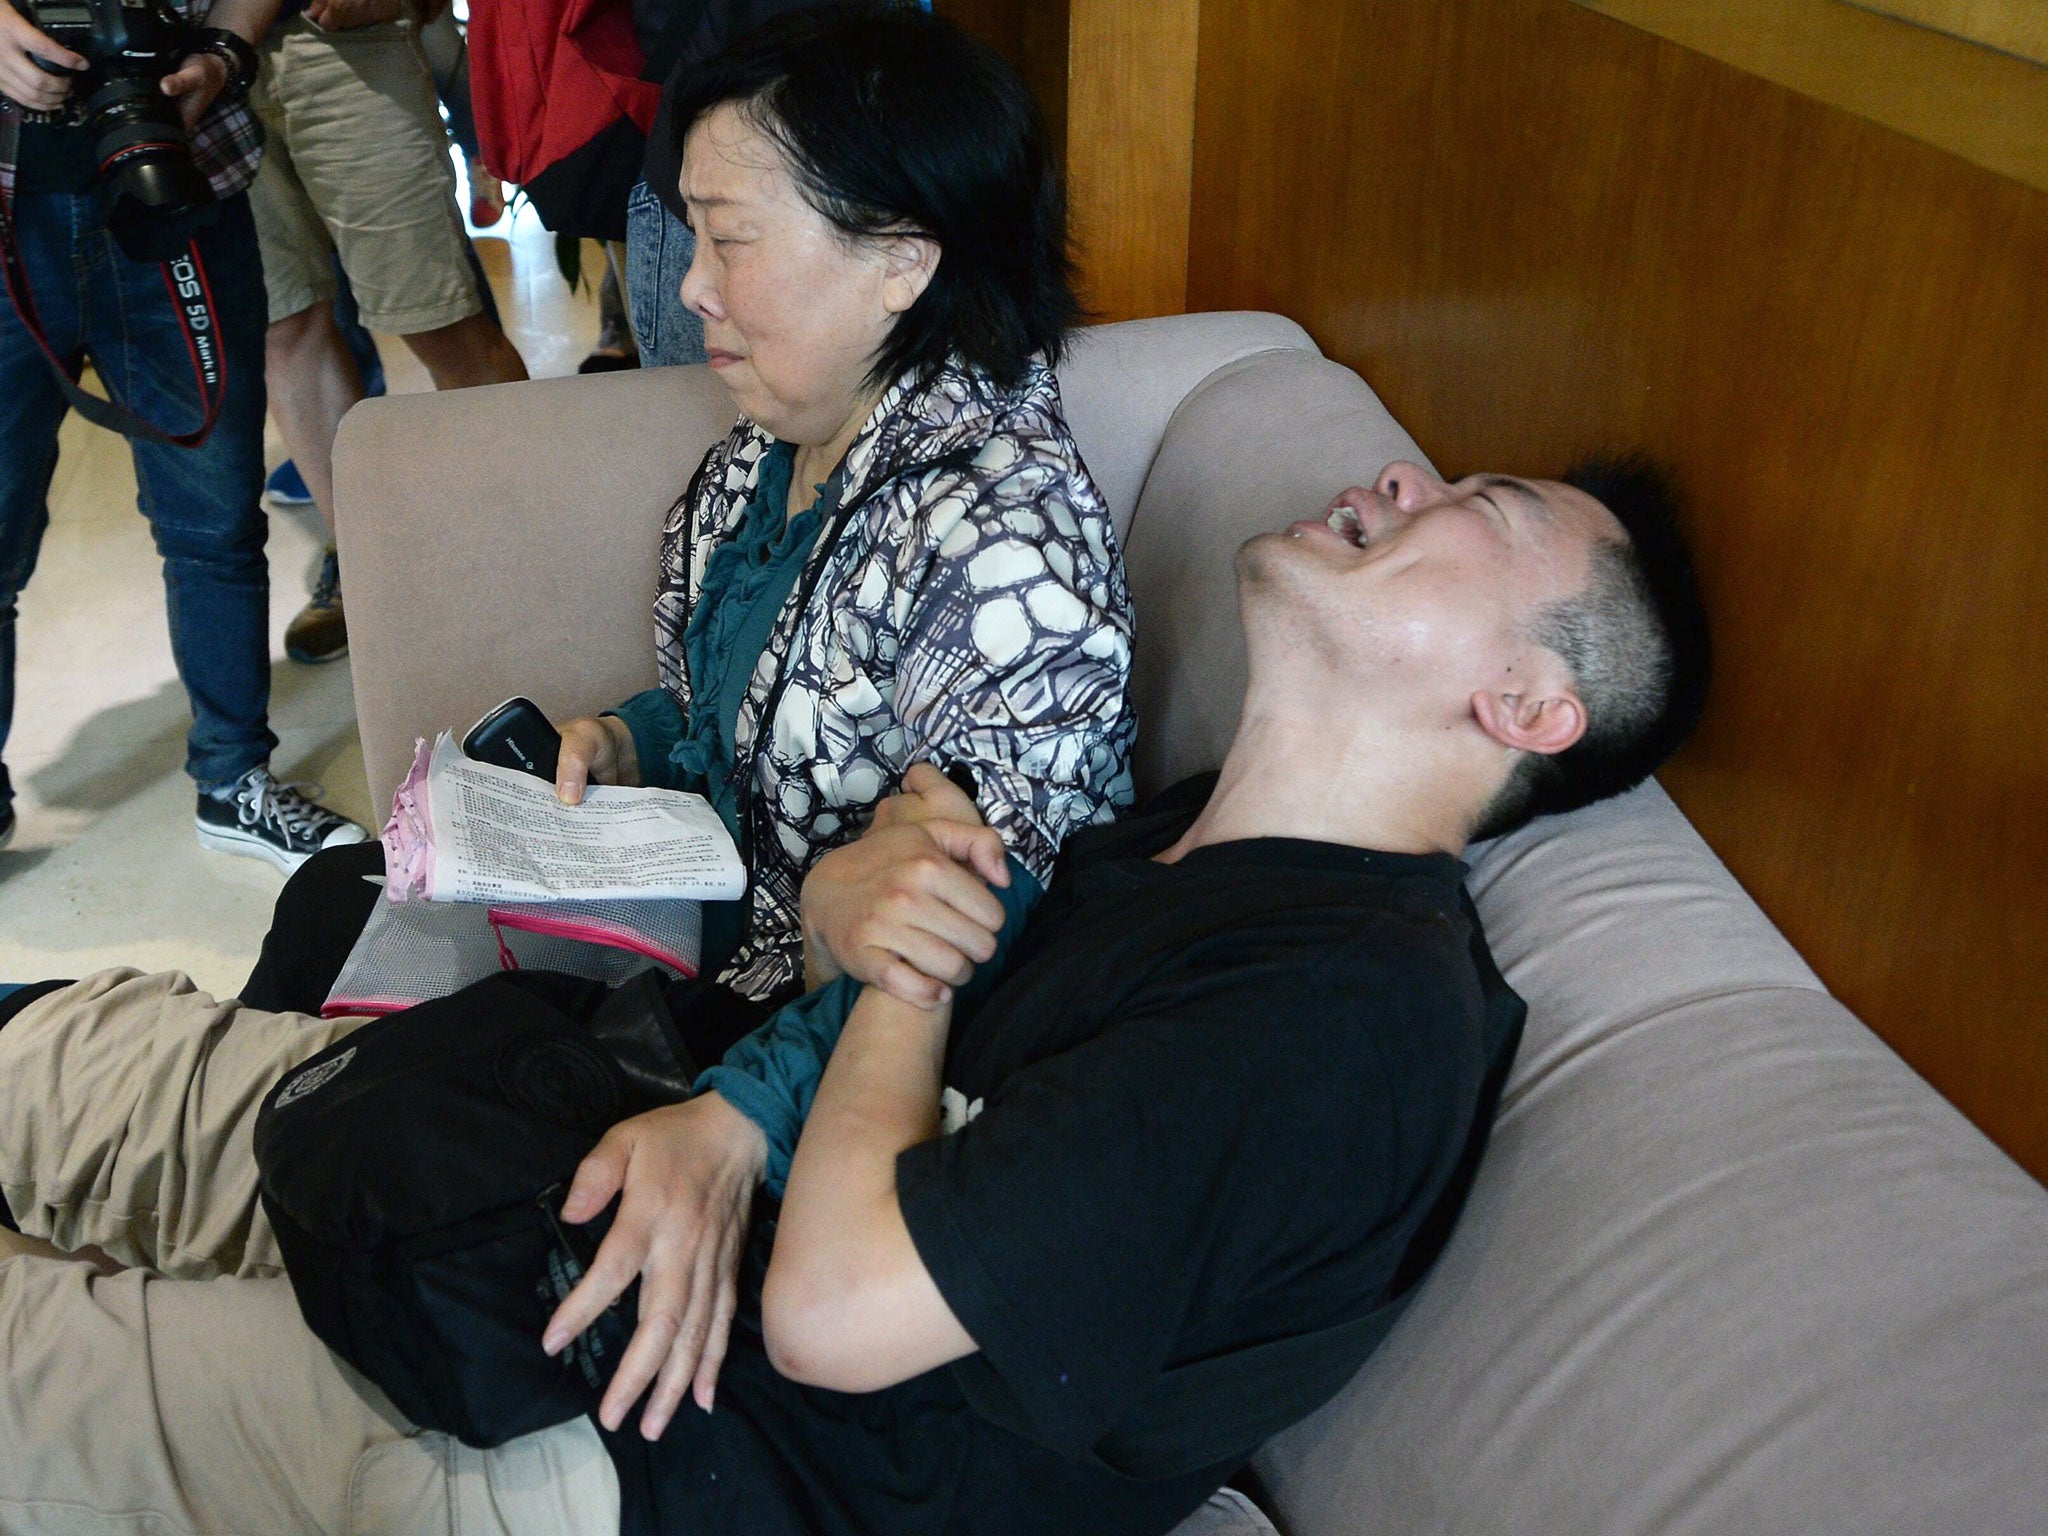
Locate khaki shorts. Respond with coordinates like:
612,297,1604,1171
0,970,617,1536
249,17,483,332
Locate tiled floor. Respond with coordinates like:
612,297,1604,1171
0,202,604,997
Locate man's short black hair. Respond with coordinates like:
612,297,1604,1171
1471,455,1712,842
659,0,1078,390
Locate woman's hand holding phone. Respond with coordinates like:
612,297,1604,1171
556,715,642,804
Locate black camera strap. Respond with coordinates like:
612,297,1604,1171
0,193,228,448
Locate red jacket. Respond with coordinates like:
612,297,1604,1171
467,0,661,237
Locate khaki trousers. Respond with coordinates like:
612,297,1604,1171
247,18,483,332
0,970,618,1536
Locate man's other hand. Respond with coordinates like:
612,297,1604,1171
302,0,405,31
800,805,1010,1006
556,714,640,805
159,51,229,131
543,1093,768,1439
0,6,85,113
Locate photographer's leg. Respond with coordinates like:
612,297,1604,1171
0,367,65,845
0,192,84,842
97,194,278,797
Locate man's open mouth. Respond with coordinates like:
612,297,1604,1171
1326,503,1370,548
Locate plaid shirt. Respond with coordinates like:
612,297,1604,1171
0,0,264,208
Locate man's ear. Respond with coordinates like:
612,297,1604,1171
1471,685,1587,758
879,233,940,316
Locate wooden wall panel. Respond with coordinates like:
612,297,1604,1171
932,0,1069,162
1064,0,1201,320
937,0,1196,321
1187,0,2048,1177
1572,0,2048,193
1848,0,2048,67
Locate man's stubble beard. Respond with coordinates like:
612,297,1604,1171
1234,533,1365,677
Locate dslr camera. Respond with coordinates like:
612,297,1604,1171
11,0,216,260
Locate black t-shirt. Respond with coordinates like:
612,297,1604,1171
612,776,1525,1536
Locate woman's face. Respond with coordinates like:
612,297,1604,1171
677,103,938,447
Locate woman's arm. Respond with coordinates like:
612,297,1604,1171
887,477,1136,885
540,792,1016,1430
606,687,689,791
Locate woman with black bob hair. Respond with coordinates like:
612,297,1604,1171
246,1,1134,1024
641,0,1077,392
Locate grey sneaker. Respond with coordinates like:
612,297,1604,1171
195,767,368,873
285,545,348,664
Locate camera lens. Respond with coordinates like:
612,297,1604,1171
85,76,215,262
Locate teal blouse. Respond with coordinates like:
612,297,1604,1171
605,438,1048,1192
610,441,838,975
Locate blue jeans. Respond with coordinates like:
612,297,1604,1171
625,179,706,367
0,190,276,805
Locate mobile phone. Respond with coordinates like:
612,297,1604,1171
462,697,562,782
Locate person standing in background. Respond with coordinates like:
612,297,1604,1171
252,0,529,667
0,0,369,870
262,2,507,509
624,0,923,367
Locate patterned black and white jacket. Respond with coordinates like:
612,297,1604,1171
655,355,1137,1002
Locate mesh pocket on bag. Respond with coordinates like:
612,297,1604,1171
322,897,702,1017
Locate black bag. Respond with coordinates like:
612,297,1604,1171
253,969,711,1447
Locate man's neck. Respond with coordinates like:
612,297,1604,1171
1157,701,1479,864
